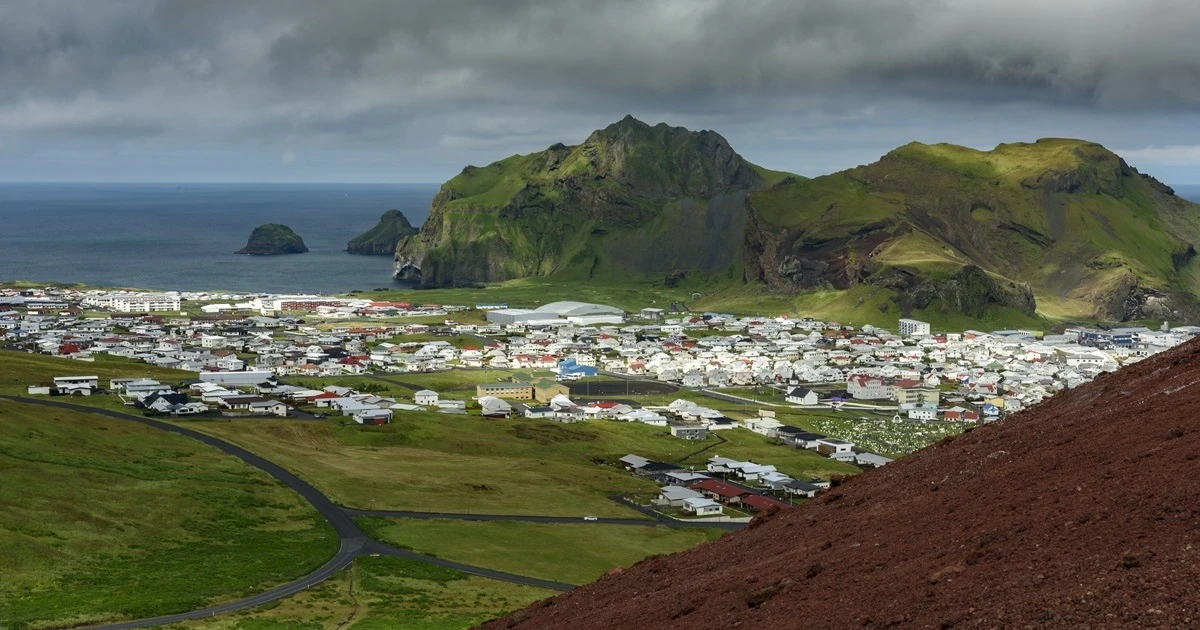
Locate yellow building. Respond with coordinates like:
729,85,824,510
533,379,570,403
896,387,941,406
476,381,534,399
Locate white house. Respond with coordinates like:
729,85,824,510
53,375,99,391
682,496,723,516
815,438,855,457
907,407,937,421
658,485,704,507
847,374,890,400
785,387,819,405
414,389,439,406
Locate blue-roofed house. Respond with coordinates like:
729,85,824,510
559,357,598,378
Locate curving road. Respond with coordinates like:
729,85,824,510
0,396,574,630
345,506,746,531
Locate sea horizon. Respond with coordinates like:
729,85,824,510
0,182,440,294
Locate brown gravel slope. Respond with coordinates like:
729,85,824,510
483,339,1200,630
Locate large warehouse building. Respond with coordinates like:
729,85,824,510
486,301,625,326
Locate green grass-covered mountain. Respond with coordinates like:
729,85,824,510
743,139,1200,322
396,118,1200,323
347,209,418,255
395,115,789,287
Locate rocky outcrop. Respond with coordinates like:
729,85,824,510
235,224,308,255
864,265,1037,318
346,209,417,255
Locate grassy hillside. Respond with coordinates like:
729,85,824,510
395,116,776,287
0,349,197,395
357,518,725,586
164,555,554,630
744,138,1200,322
182,414,852,517
0,399,338,629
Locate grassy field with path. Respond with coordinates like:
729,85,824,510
355,517,725,586
164,555,554,630
0,399,338,629
181,412,856,518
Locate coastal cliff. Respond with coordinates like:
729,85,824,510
347,209,418,255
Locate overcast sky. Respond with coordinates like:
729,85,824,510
4,0,1200,184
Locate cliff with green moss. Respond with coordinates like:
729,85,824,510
743,139,1200,321
347,209,418,255
394,116,787,287
235,224,308,255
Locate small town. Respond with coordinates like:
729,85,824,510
5,285,1196,521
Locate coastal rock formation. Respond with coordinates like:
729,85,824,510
346,209,418,255
486,338,1200,630
235,224,308,255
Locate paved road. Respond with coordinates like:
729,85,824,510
0,396,574,630
345,507,744,531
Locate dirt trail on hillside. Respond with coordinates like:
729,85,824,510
483,341,1200,629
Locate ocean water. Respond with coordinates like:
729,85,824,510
0,183,438,294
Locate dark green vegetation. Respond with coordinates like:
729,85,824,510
236,223,309,255
745,139,1200,322
395,115,780,287
165,556,554,630
395,117,1200,325
347,209,418,255
0,400,338,629
356,517,725,585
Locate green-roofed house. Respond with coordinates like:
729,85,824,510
533,379,570,403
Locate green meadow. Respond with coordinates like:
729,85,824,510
164,555,554,630
356,517,725,586
182,412,856,517
0,399,338,629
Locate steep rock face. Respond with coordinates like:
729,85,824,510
865,264,1037,319
744,139,1200,321
346,209,418,255
486,338,1200,630
235,224,308,255
394,116,770,287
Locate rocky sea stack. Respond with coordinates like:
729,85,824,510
235,223,309,255
347,209,418,255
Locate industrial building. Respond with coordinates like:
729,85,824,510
486,301,624,326
198,370,275,386
82,293,181,313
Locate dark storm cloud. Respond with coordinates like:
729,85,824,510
3,0,1200,180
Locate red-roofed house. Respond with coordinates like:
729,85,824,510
688,480,751,505
740,494,790,512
